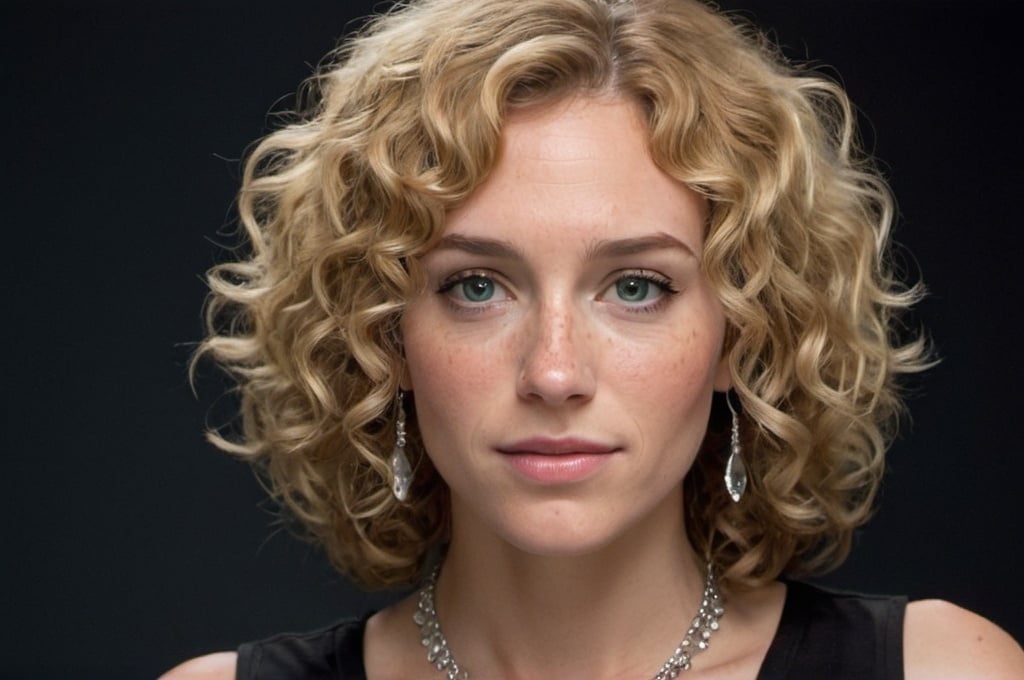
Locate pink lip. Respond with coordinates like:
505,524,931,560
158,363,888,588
497,437,618,484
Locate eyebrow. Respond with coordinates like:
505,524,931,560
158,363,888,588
432,233,522,258
585,233,697,260
432,231,697,260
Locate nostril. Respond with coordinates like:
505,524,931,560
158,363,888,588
517,343,595,405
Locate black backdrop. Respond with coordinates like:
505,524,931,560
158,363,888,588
3,1,1021,677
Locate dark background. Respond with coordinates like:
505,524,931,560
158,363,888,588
3,1,1020,677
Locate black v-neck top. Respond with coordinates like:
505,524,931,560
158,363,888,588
237,580,907,679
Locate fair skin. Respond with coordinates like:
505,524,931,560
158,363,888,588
162,95,1024,680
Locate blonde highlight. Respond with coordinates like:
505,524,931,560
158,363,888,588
195,0,929,589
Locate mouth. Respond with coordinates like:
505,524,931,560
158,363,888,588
496,436,619,456
496,437,619,484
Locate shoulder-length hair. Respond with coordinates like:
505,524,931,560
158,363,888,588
197,0,928,589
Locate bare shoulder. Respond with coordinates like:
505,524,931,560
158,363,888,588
904,599,1024,680
158,652,238,680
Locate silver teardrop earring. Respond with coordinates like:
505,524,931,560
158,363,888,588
724,391,747,503
390,393,412,502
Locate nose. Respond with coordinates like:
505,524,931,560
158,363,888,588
517,297,596,405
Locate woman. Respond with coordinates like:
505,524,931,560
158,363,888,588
166,0,1024,677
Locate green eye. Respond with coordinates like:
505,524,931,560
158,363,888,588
437,271,508,308
460,276,495,302
615,276,654,302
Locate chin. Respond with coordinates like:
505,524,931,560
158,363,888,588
486,499,641,558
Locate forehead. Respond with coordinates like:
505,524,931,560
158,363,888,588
503,94,648,165
444,95,707,247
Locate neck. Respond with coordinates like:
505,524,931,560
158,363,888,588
433,492,714,679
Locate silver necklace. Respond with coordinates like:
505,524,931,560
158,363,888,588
413,563,724,680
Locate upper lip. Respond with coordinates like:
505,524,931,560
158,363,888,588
496,437,618,455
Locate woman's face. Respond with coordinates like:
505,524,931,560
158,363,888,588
401,95,729,556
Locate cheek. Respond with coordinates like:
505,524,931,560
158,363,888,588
608,323,720,398
402,320,506,435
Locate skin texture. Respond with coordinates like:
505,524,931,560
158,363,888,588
160,95,1024,679
904,600,1024,680
401,94,730,560
392,94,757,678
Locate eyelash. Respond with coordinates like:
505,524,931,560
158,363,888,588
434,269,680,313
436,270,508,314
606,270,680,314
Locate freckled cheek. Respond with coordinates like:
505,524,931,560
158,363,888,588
405,332,507,410
610,328,713,388
405,333,512,470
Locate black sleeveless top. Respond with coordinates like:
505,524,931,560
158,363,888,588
237,581,907,679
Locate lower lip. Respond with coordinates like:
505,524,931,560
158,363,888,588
503,453,612,484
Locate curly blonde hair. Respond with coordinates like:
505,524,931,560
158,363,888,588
197,0,929,589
